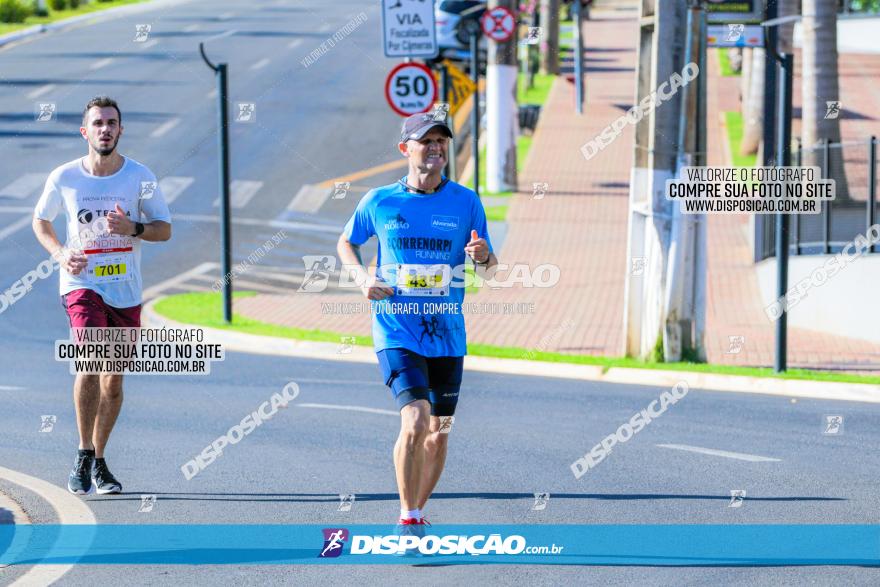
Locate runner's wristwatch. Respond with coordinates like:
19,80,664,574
131,222,145,238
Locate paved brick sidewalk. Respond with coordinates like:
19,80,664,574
236,7,638,356
706,48,880,372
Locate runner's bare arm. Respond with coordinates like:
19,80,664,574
107,204,170,241
337,234,394,300
136,221,171,242
465,230,498,272
32,217,87,275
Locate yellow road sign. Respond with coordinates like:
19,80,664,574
437,59,476,117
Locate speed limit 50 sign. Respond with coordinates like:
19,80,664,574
385,62,438,117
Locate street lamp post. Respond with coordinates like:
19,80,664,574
762,15,798,372
199,37,234,324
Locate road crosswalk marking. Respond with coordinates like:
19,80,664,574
150,118,178,138
159,176,194,204
90,57,114,70
251,57,270,70
0,173,46,200
287,183,330,214
0,215,34,241
26,84,55,99
655,444,781,462
213,180,263,208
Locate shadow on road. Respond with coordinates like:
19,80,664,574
88,491,847,504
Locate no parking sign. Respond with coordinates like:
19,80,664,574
480,6,516,43
384,62,438,117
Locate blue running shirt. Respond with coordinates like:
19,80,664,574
343,178,493,357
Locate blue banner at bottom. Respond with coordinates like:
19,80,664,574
1,525,878,565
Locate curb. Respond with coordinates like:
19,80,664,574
0,0,192,49
0,466,96,585
143,298,880,404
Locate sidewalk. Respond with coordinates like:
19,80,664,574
706,48,880,373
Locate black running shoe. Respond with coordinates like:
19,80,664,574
92,458,122,494
67,449,94,495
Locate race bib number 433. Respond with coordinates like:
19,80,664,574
396,263,451,297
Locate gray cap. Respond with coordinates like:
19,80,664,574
400,112,453,143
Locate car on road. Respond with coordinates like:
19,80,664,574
430,0,488,71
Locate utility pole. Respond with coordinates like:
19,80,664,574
623,0,691,359
539,0,560,75
486,0,519,193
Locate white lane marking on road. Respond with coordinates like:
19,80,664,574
150,117,178,138
142,261,217,300
286,184,330,214
0,465,96,586
656,444,781,462
158,176,194,204
0,215,33,241
89,57,114,70
251,57,270,70
26,84,55,99
0,173,46,200
0,385,25,390
296,403,397,416
212,180,263,208
287,39,302,50
141,39,159,49
183,24,201,32
173,212,340,234
291,377,386,387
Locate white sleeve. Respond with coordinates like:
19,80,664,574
33,176,62,221
140,173,172,223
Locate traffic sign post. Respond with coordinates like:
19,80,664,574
438,59,476,117
385,62,438,117
573,0,584,114
469,25,481,197
381,0,438,59
439,65,456,180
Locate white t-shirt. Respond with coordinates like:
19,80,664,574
34,156,172,309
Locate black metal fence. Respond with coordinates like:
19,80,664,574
759,136,878,260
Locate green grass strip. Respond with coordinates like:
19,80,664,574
0,0,148,35
724,111,758,168
717,48,741,77
153,292,880,386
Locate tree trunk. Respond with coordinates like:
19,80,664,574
802,0,848,198
740,48,766,156
540,0,560,75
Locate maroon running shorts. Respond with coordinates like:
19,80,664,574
61,288,141,329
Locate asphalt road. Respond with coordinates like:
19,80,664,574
1,0,879,584
1,342,879,583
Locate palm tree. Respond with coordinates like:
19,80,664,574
801,0,849,198
740,0,797,157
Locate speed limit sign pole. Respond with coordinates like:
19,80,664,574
484,1,519,193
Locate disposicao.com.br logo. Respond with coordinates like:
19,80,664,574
320,528,563,557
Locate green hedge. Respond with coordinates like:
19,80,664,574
0,0,32,22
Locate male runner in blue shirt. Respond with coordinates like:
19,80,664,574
337,112,497,536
